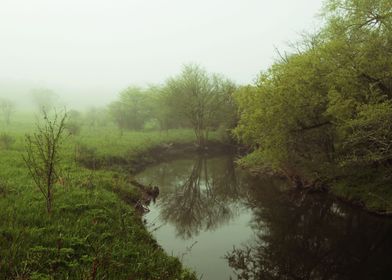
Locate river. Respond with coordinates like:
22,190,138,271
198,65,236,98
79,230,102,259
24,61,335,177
136,154,392,280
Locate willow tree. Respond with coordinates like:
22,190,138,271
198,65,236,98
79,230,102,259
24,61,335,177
164,64,236,147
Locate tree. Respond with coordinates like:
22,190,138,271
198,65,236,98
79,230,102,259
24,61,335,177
233,0,392,188
164,64,236,147
322,0,392,169
109,86,157,133
82,107,110,129
234,45,334,184
23,110,67,213
0,98,15,125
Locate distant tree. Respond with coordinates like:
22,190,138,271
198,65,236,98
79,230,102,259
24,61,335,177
23,110,67,213
109,86,155,133
65,121,81,136
31,88,58,112
84,107,109,128
85,107,99,127
108,101,128,135
64,109,82,135
164,64,236,147
68,109,82,122
0,98,15,125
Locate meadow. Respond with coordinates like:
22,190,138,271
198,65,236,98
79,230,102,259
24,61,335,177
0,112,198,280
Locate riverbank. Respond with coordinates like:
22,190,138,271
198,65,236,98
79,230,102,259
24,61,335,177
78,138,234,214
236,156,392,217
1,112,389,278
0,116,200,279
330,172,392,217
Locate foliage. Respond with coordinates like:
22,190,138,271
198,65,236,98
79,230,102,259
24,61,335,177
108,71,237,145
234,0,392,194
65,121,81,136
164,64,236,146
109,86,156,133
84,107,109,128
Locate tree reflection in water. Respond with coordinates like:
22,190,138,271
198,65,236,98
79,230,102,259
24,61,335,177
138,156,392,279
141,155,243,239
225,177,392,280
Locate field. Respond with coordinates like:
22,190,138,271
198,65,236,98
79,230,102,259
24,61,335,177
0,112,198,279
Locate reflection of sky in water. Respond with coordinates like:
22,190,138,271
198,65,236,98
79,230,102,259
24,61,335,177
146,205,254,280
138,155,392,280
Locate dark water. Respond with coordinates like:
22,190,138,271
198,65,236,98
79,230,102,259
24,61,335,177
137,155,392,280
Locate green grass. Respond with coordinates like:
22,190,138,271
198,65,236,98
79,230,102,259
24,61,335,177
0,113,198,279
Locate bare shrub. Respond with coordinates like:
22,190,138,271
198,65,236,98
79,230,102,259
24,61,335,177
23,110,67,213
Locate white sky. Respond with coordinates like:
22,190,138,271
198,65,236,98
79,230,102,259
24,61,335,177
0,0,324,106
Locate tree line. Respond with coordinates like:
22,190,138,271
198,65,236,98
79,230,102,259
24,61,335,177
4,0,391,202
234,0,392,189
109,64,237,146
107,0,392,196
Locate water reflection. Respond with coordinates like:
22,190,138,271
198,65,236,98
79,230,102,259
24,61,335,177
138,155,392,280
139,156,242,238
226,179,392,280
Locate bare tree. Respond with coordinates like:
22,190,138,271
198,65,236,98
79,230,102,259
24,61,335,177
23,110,67,213
0,98,15,125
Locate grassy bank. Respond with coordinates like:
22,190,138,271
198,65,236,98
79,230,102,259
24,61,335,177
0,113,198,279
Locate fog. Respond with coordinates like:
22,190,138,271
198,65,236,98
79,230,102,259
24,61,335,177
0,0,323,109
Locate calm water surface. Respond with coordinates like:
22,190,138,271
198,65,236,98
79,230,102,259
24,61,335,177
136,155,392,280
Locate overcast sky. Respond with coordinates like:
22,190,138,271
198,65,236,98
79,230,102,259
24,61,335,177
0,0,324,106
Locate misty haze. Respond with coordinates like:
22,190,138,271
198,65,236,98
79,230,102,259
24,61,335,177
1,0,392,279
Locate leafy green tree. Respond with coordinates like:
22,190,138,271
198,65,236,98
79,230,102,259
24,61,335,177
322,0,392,170
234,0,392,188
164,64,236,147
109,86,156,133
234,43,334,184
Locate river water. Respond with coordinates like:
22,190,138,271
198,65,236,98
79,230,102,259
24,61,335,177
136,154,392,280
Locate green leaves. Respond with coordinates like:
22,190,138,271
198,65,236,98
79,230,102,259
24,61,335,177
235,0,392,186
164,64,236,146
